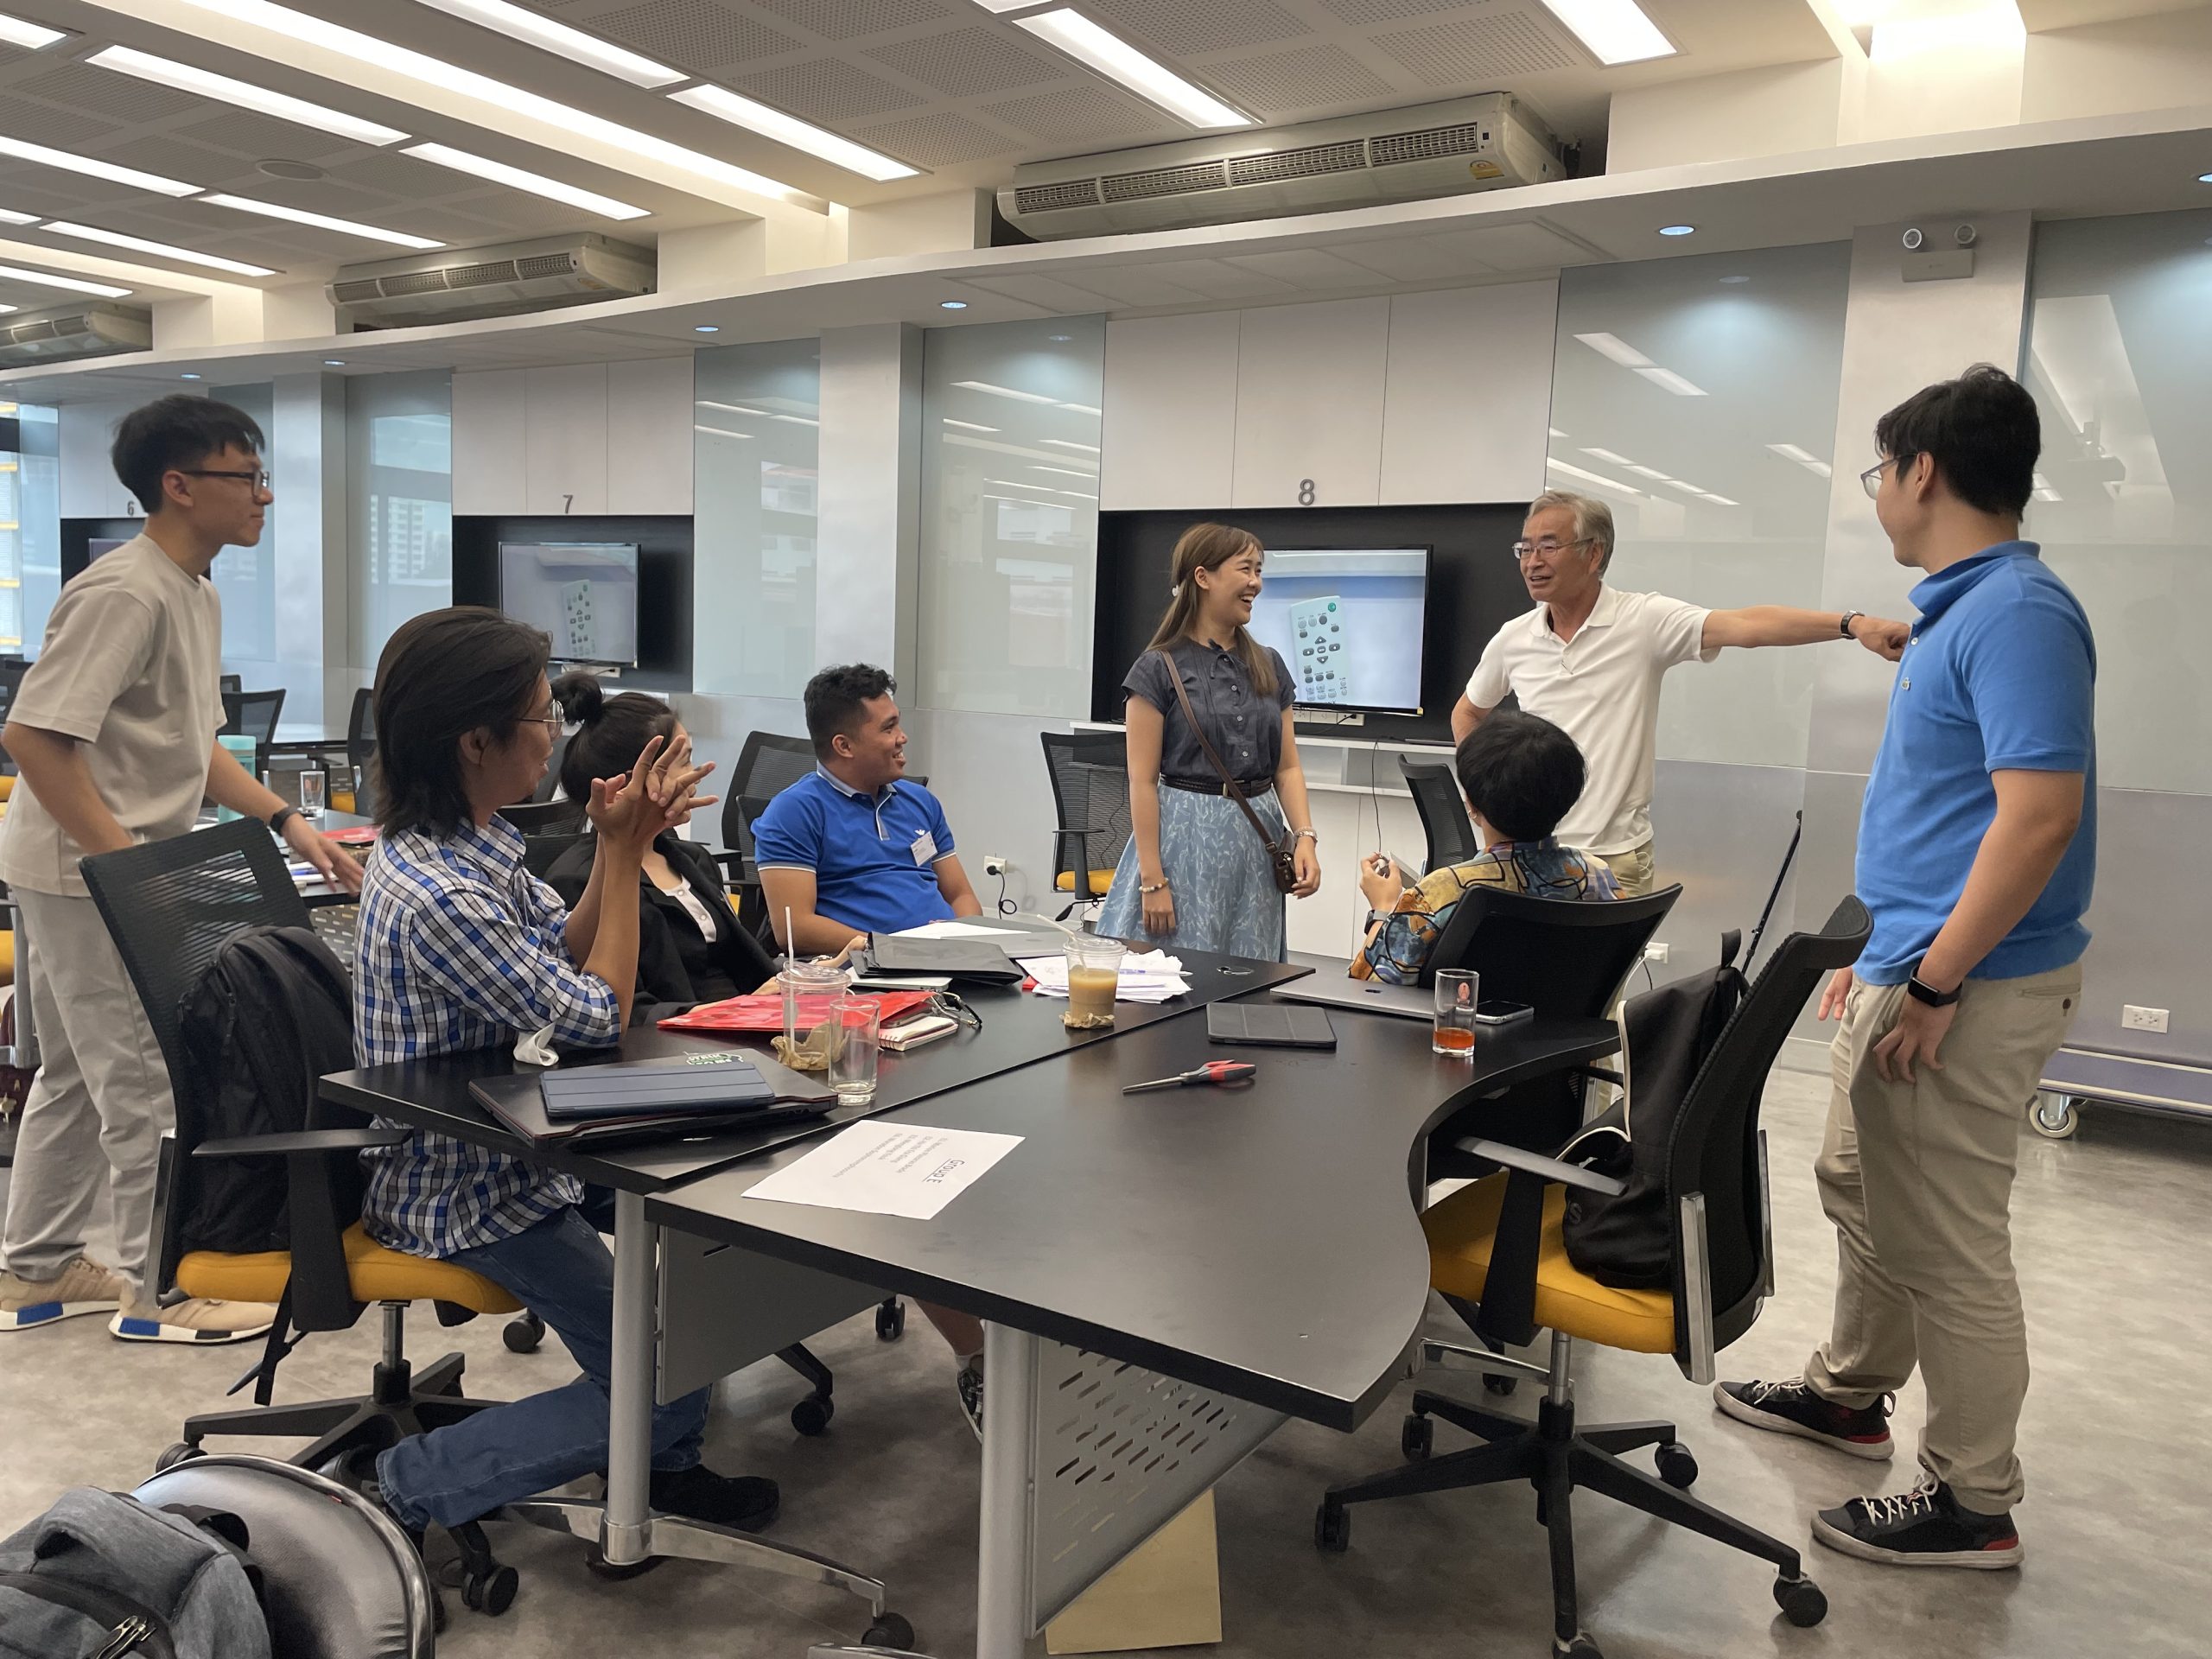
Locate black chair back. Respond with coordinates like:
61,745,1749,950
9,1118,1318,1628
720,732,817,858
0,656,29,773
530,732,569,803
1399,756,1479,873
346,687,378,818
501,798,588,836
1041,732,1132,893
521,829,589,880
222,688,286,776
1424,881,1678,1004
219,673,242,698
1666,894,1869,1371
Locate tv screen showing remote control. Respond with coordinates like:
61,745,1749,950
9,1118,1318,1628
1243,546,1431,715
499,542,640,668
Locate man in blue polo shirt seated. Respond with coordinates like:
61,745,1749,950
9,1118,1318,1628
753,663,984,956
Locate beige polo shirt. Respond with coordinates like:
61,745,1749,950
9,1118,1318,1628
1464,585,1716,856
0,534,224,898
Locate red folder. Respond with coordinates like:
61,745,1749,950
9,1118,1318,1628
657,989,935,1033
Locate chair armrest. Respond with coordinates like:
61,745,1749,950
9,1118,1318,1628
1454,1137,1627,1198
1574,1065,1624,1089
194,1128,404,1159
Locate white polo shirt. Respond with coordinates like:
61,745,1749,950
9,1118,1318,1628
1464,586,1716,856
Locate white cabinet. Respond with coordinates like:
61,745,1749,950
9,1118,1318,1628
1230,297,1389,510
1380,282,1557,505
524,363,607,516
605,356,694,515
451,369,527,516
1100,312,1239,511
60,397,150,518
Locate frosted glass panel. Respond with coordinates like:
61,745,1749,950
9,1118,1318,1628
2025,209,2212,795
347,371,452,671
917,316,1103,716
693,339,819,698
0,404,54,656
209,383,278,680
1549,244,1850,769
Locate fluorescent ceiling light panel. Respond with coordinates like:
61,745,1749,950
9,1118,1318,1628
0,12,67,49
40,220,276,277
1040,438,1100,452
942,418,999,432
0,262,130,298
1546,456,1640,496
1012,10,1249,129
694,424,753,439
1535,0,1675,66
967,1,1034,10
954,379,1058,404
402,143,647,220
410,0,683,88
671,85,918,182
697,400,772,416
1060,401,1102,416
1700,494,1739,506
1802,461,1832,477
1766,442,1816,462
2033,486,2061,502
1574,331,1652,368
1580,446,1634,465
772,414,818,426
87,46,407,146
1624,464,1669,480
152,0,809,205
200,193,443,250
1634,366,1707,397
1656,477,1707,496
1031,464,1097,478
0,134,194,195
0,207,35,226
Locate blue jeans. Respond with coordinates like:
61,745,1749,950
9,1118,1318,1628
377,1197,709,1532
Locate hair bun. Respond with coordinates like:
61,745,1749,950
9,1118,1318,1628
550,669,605,725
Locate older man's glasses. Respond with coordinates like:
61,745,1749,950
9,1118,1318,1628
1510,537,1593,563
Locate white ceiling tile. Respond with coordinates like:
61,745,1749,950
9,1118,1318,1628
729,56,929,123
1137,257,1300,301
1198,43,1397,117
752,0,958,41
0,92,124,148
982,84,1156,146
1328,235,1482,283
1064,266,1213,307
849,111,1023,168
1223,247,1393,289
18,60,205,122
1368,11,1580,85
865,26,1064,99
591,0,803,69
1086,0,1310,56
963,273,1117,310
1427,220,1589,272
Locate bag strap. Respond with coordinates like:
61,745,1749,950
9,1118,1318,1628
1154,649,1282,854
0,1571,177,1659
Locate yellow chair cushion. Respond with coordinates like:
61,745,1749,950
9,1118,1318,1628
329,788,357,814
0,930,12,986
0,775,13,801
177,1221,521,1314
1054,868,1117,896
1423,1173,1675,1355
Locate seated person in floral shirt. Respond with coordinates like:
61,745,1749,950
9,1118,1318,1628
1353,709,1619,983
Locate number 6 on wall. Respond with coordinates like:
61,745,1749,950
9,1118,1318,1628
1297,479,1316,505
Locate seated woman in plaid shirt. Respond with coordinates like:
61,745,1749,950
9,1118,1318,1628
347,607,781,1558
1352,710,1620,984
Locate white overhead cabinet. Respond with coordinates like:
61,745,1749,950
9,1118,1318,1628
1099,311,1240,512
60,397,151,519
454,357,694,518
450,369,527,517
524,364,607,518
1230,297,1390,510
605,356,694,517
1379,282,1555,506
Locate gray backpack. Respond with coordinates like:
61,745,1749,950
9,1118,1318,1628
0,1487,270,1659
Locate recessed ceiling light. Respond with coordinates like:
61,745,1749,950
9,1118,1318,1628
1012,10,1248,129
1534,0,1675,67
0,11,67,49
402,143,647,220
939,300,967,308
0,262,131,298
1719,274,1750,283
40,220,278,278
1048,334,1073,342
1658,224,1695,237
694,324,720,334
410,0,683,88
0,207,35,226
87,46,407,147
953,379,1058,404
0,134,194,196
323,359,346,366
257,159,327,181
2200,172,2212,184
181,372,201,380
671,84,919,182
200,194,443,251
967,1,1033,10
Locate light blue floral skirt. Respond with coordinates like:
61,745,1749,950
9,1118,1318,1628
1096,785,1288,963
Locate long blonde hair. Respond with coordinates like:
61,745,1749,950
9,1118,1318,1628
1143,522,1278,700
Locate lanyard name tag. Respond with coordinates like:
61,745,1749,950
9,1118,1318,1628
910,830,938,866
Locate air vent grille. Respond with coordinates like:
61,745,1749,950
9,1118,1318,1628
1228,140,1367,187
331,279,382,304
447,260,520,290
6,321,54,343
514,251,579,280
1370,121,1487,166
378,270,448,297
1013,179,1101,214
1102,161,1229,202
50,315,90,337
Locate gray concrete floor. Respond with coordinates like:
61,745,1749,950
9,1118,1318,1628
3,1065,2208,1659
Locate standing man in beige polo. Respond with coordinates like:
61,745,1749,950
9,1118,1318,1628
0,395,361,1344
1450,489,1909,895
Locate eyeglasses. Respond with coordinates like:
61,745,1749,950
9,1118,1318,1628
178,467,272,491
1511,537,1593,563
518,711,564,734
1859,458,1893,500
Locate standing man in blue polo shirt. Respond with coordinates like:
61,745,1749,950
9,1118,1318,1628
754,663,983,957
1719,365,2094,1572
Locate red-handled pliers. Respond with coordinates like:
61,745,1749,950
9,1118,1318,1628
1122,1061,1257,1095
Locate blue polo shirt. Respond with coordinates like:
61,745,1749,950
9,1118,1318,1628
1855,542,2096,984
751,768,957,936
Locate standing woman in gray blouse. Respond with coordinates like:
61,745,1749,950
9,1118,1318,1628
1096,523,1323,960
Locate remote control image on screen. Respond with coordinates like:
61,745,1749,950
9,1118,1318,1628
1289,595,1352,704
562,579,597,661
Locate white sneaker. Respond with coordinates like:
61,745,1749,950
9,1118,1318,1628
111,1297,277,1344
0,1255,127,1330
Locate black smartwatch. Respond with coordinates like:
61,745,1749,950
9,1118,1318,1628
267,804,301,836
1904,966,1960,1008
1839,610,1865,639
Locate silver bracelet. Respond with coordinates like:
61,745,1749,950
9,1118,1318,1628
1292,827,1319,842
1140,879,1170,894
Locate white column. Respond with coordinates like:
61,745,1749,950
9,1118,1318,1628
270,372,347,728
815,323,923,684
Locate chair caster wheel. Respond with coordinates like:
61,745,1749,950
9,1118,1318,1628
1656,1441,1698,1490
2031,1093,2082,1140
155,1441,202,1472
1313,1499,1351,1554
1484,1374,1518,1398
1554,1634,1602,1658
503,1313,544,1353
1775,1573,1827,1627
791,1393,835,1436
1402,1413,1433,1462
863,1611,916,1649
461,1564,518,1616
875,1300,905,1341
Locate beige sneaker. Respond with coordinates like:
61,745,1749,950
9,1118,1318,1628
0,1255,127,1331
111,1297,277,1344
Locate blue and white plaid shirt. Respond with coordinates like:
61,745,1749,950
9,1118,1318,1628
355,817,621,1258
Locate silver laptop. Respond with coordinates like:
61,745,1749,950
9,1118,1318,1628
1275,962,1433,1022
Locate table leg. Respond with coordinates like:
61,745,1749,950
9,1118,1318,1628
601,1186,657,1567
977,1320,1039,1659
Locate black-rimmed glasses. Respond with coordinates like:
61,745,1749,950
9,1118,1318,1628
179,467,272,491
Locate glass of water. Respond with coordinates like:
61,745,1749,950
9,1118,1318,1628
830,994,881,1104
299,768,327,818
1433,969,1479,1058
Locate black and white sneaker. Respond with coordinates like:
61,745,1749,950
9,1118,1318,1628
1814,1469,2022,1569
956,1363,984,1443
1714,1376,1895,1460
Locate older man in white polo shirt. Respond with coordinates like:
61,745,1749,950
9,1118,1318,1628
1451,490,1907,895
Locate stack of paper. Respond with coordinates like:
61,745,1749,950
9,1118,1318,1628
1015,950,1191,1005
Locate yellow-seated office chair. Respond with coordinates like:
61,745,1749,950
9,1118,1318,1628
1041,732,1130,918
1315,897,1872,1659
1053,868,1116,899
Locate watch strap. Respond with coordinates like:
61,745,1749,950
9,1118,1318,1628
267,804,301,836
1839,609,1864,639
1905,973,1960,1008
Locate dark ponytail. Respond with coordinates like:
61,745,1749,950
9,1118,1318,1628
552,671,676,803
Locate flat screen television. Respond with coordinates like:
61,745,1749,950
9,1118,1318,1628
1245,546,1431,716
87,537,129,561
498,542,640,668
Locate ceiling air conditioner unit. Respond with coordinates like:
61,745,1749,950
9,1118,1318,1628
0,302,152,365
1001,93,1563,241
328,234,654,327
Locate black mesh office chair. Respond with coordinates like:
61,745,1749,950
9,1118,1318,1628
221,688,286,778
1041,732,1131,918
1399,756,1479,874
219,673,242,698
519,828,588,881
718,731,817,866
1315,897,1870,1659
500,798,588,836
334,687,375,817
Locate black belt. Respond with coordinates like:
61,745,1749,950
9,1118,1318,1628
1160,775,1272,797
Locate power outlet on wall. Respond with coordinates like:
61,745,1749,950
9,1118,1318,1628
1643,943,1669,964
982,855,1009,878
2122,1004,2171,1033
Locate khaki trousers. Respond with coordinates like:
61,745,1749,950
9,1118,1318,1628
1803,963,2081,1514
1598,840,1656,898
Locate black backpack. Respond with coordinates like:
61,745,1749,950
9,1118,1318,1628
171,927,353,1256
1562,931,1748,1289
